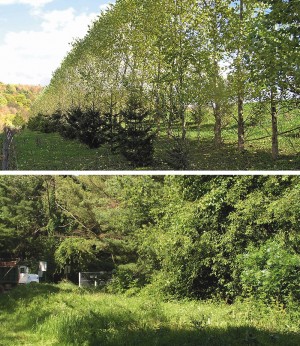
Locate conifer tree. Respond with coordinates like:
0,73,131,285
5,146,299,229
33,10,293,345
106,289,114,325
60,107,113,148
119,95,155,167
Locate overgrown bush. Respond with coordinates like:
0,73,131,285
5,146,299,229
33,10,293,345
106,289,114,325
108,263,145,294
237,238,300,303
28,111,62,133
54,238,107,275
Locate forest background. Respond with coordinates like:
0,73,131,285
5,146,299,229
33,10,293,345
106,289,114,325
1,174,300,304
0,82,42,131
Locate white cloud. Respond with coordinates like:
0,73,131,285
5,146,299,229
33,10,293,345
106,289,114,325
0,0,53,7
100,3,109,11
0,7,98,85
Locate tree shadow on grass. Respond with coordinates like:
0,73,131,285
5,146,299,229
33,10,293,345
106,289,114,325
0,283,61,313
13,128,300,171
154,136,300,170
50,309,300,346
188,138,275,171
1,287,299,346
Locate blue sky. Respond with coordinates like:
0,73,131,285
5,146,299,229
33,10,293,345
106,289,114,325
0,0,115,85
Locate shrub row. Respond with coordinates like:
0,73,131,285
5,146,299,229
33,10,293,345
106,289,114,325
28,101,155,167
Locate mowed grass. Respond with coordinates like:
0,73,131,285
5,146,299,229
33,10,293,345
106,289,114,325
2,108,300,170
0,282,299,346
11,130,130,171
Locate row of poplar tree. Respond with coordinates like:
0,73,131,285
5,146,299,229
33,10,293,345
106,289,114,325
1,175,300,303
32,0,300,160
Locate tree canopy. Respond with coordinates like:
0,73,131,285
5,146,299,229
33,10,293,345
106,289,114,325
31,0,300,160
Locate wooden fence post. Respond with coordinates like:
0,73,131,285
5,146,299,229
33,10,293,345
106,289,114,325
2,127,16,170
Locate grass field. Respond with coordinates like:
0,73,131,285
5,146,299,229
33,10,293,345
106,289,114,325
1,109,300,170
11,130,130,171
0,282,299,346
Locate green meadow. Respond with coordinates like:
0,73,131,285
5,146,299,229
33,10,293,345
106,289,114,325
0,282,299,346
7,111,300,171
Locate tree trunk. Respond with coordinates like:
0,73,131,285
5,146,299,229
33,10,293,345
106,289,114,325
155,56,162,135
214,103,222,148
109,92,114,151
179,91,186,141
212,43,222,148
168,84,174,138
154,94,162,135
237,0,245,151
271,88,279,160
238,94,245,150
197,108,201,143
2,127,15,170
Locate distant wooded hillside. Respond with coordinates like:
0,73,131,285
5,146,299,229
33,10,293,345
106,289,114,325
0,82,43,130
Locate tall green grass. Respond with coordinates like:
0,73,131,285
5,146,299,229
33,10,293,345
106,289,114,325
0,282,299,345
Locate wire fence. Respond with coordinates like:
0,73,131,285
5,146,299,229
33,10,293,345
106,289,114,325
78,271,112,288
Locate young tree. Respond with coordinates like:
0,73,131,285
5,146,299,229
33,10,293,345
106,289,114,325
119,95,155,167
248,1,299,159
195,0,232,148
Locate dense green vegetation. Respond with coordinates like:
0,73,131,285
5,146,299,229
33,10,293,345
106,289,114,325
29,0,299,169
1,282,299,346
1,175,300,304
1,175,300,344
0,82,42,130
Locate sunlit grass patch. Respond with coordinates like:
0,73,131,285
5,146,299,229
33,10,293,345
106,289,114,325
5,108,300,171
0,282,299,345
14,129,129,170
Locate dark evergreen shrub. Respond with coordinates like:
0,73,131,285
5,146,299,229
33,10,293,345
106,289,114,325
59,107,82,140
165,137,189,170
59,107,118,149
78,108,107,148
58,120,77,140
119,97,155,167
103,112,122,152
27,111,62,133
49,110,63,132
27,113,45,131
